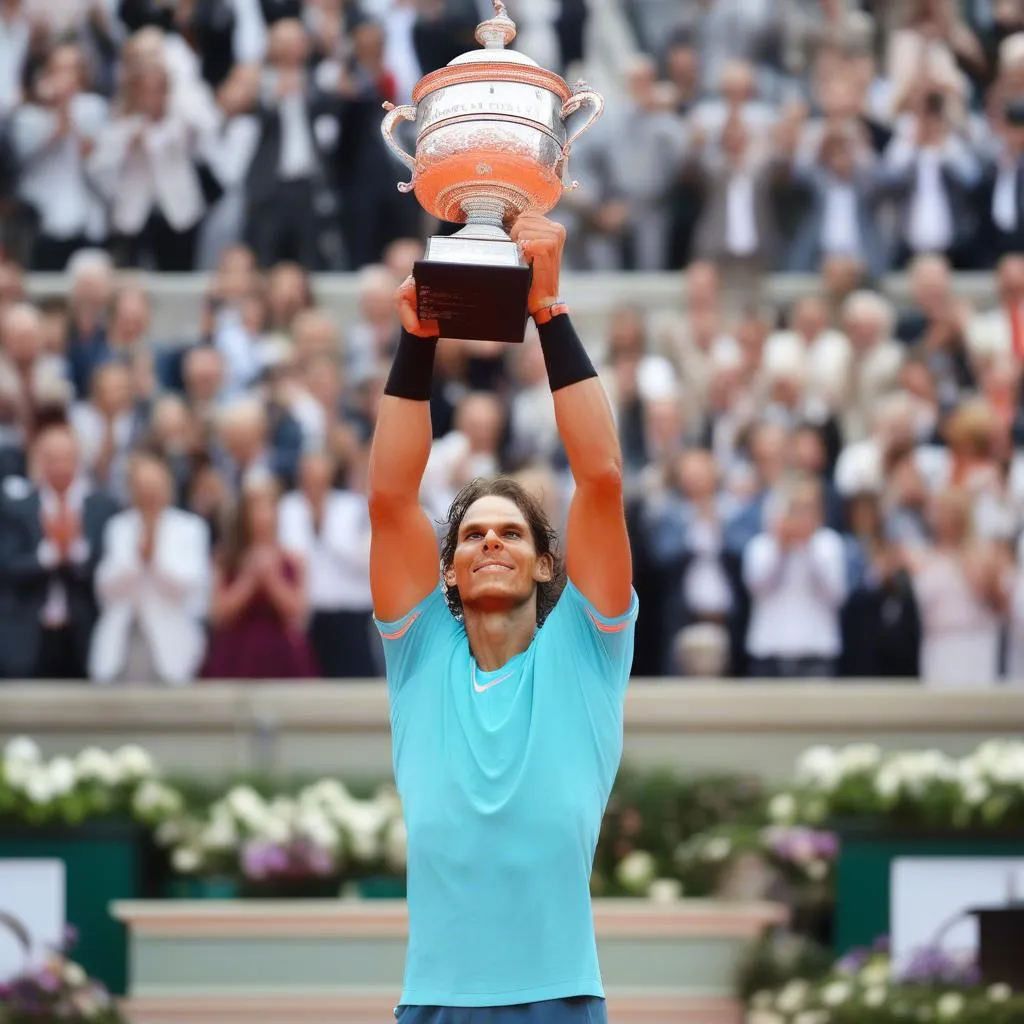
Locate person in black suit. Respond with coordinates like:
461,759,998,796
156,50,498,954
0,423,118,679
244,19,340,270
975,97,1024,268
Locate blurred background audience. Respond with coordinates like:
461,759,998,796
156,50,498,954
0,0,1023,683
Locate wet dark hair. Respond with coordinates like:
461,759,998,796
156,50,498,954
439,476,565,626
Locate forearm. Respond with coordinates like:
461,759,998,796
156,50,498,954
539,314,622,484
367,331,437,508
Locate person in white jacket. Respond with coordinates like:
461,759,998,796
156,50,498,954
89,451,210,685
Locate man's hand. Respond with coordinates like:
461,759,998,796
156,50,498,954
395,276,439,338
509,212,566,316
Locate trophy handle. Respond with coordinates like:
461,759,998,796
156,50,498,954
381,101,418,193
559,87,604,191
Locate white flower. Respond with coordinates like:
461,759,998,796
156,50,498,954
747,1013,785,1024
987,983,1012,1002
860,961,890,986
775,980,809,1014
63,961,87,988
703,837,732,862
793,1012,829,1024
223,786,269,832
24,768,53,805
646,878,683,903
256,808,292,845
768,793,797,824
936,992,964,1018
201,812,238,852
339,800,389,862
962,779,990,806
113,745,156,780
48,757,76,797
750,990,774,1010
171,847,203,873
806,858,828,881
74,748,121,787
615,850,656,894
155,819,185,846
132,780,183,819
383,818,407,871
821,980,853,1007
863,986,887,1008
795,746,842,791
838,743,882,775
4,737,41,764
295,808,339,852
875,765,902,801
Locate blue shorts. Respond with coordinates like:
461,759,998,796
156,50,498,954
395,997,608,1024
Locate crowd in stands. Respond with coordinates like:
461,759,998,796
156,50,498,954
0,0,1024,686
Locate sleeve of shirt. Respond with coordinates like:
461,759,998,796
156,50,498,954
373,585,461,694
545,579,639,693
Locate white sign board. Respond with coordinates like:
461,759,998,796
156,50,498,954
0,859,66,981
891,857,1024,974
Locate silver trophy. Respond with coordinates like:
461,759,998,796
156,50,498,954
381,0,603,343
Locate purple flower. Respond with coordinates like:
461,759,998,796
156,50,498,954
837,947,871,974
812,832,838,859
300,843,336,878
873,936,891,954
35,966,61,993
898,946,980,987
241,841,290,881
61,924,79,953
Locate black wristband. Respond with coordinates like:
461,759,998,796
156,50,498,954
537,313,597,392
383,330,438,401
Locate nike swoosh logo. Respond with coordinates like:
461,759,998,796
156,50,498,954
472,668,514,693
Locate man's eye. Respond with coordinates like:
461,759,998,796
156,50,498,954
505,530,521,539
466,531,482,540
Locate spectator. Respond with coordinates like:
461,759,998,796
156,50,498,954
244,18,338,269
742,472,847,678
89,450,210,685
909,486,1008,686
89,57,208,270
203,473,318,678
0,423,117,679
278,449,379,678
69,360,140,501
10,42,108,271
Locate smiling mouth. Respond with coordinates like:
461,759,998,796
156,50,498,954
474,563,514,573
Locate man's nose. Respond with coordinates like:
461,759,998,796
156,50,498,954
482,530,502,549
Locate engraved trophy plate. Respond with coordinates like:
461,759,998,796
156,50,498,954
381,0,603,344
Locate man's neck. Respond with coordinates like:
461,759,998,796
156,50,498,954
463,604,536,673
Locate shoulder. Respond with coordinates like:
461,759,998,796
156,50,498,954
87,491,120,516
168,507,208,535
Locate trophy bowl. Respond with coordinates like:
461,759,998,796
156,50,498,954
381,0,603,343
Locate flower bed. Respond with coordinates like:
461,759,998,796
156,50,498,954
745,942,1024,1024
0,929,125,1024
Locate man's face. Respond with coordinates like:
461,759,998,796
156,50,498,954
36,430,78,493
446,495,552,615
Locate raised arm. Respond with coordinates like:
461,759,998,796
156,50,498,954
367,281,443,622
510,214,632,618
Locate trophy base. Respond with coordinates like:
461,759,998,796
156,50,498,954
414,229,532,345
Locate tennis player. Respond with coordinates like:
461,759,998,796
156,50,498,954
368,212,637,1024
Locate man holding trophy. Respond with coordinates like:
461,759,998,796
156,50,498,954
368,9,635,1023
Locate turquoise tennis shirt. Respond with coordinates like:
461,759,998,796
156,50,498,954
375,579,638,1008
